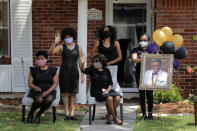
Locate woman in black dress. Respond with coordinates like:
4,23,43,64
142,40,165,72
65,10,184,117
80,54,122,125
27,50,58,124
49,27,84,120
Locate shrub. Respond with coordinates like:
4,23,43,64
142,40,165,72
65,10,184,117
188,93,197,103
153,84,182,103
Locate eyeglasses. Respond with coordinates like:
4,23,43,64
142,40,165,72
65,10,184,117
152,65,160,67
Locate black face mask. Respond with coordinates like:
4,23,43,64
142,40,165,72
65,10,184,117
103,31,111,38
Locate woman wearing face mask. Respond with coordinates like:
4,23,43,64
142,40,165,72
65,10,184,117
80,54,122,125
27,50,59,124
91,25,122,66
131,34,154,120
48,27,85,120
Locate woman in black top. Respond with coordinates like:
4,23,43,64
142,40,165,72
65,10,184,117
49,28,85,120
80,54,122,125
27,50,59,124
91,25,122,66
131,34,153,120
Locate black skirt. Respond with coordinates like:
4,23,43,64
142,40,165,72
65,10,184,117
28,90,56,100
95,89,121,102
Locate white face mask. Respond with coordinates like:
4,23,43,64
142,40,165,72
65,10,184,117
93,62,100,69
139,41,148,47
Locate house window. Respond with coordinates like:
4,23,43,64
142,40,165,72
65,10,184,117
0,0,10,64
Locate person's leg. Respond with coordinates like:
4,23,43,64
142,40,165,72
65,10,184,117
27,96,43,123
146,90,153,120
139,90,146,115
136,73,147,119
35,95,55,124
105,103,111,124
70,93,77,120
62,93,69,120
113,96,120,116
139,90,147,118
37,95,54,114
106,96,122,125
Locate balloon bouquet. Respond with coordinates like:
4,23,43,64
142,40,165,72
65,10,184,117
146,27,188,71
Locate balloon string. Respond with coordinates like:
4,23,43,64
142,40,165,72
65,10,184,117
152,46,162,54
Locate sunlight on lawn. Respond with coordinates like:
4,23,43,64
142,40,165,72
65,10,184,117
133,115,197,131
0,111,83,131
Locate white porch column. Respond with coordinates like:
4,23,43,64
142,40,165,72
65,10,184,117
77,0,88,104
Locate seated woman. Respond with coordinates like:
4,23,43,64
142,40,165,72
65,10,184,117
27,50,59,124
80,54,122,125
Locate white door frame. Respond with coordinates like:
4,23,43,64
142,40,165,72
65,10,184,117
77,0,87,104
106,0,154,38
106,0,154,92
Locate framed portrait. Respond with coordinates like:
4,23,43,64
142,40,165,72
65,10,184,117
139,53,174,90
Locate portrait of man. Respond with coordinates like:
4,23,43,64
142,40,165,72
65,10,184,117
143,59,168,86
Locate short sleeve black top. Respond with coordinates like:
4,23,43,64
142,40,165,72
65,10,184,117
98,40,117,63
30,66,58,92
82,66,113,97
131,47,146,73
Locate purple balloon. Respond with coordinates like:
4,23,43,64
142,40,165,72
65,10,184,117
173,59,180,71
146,42,159,54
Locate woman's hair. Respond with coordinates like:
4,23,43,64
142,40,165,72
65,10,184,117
92,54,107,67
36,50,48,59
98,25,117,41
140,33,150,41
60,27,77,40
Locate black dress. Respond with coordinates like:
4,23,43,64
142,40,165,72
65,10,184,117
82,66,120,102
98,40,117,64
59,44,79,93
28,66,58,99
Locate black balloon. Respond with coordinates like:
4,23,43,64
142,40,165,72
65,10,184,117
174,46,188,59
160,41,175,54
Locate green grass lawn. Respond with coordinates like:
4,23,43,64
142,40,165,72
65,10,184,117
0,110,84,131
133,115,197,131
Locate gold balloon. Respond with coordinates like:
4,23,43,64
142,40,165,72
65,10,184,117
171,34,183,48
153,30,168,46
161,27,173,40
168,35,173,41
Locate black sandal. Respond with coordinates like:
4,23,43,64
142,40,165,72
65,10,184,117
64,115,69,121
106,114,111,124
70,116,78,120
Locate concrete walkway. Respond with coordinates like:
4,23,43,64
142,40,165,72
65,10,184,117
76,103,138,131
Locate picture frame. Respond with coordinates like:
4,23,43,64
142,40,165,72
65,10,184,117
0,10,2,21
139,53,174,90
